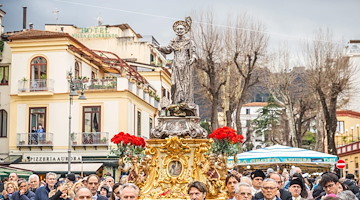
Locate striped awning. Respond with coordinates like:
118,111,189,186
228,144,338,166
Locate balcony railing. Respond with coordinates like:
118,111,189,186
73,78,117,91
71,132,109,147
17,132,54,148
18,79,54,93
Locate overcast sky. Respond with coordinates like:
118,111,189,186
2,0,360,60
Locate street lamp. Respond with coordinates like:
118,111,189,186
68,71,86,174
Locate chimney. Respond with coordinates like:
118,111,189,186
23,7,27,30
29,23,33,30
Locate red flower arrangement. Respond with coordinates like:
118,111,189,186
110,132,146,158
208,126,244,156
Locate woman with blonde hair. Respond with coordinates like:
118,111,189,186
71,181,84,194
1,181,18,200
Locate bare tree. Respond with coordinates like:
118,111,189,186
192,11,227,131
305,29,353,155
225,14,269,135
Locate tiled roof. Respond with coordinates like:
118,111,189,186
243,102,268,107
337,110,360,118
8,29,71,40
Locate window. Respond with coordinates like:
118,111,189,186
83,106,101,132
75,61,81,79
31,57,47,80
337,121,345,133
355,157,359,168
0,110,7,137
162,87,166,97
149,118,153,134
246,108,250,115
29,107,46,132
137,111,141,137
246,120,251,127
0,66,9,85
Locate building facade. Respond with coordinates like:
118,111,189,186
6,29,162,178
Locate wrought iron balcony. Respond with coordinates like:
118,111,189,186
71,132,109,148
73,78,117,91
17,132,54,150
18,79,54,93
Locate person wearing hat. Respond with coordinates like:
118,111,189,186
66,173,76,184
250,170,266,195
289,178,306,200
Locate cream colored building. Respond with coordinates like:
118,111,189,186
45,24,172,106
6,29,163,177
0,8,10,160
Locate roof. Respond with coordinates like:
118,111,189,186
8,29,148,84
337,110,360,119
243,102,268,107
8,29,71,40
229,144,337,166
106,24,142,38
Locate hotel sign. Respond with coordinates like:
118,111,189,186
72,27,118,39
28,156,82,163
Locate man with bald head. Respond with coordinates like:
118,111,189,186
9,173,19,182
75,188,92,200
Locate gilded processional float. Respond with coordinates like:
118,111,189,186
111,17,244,200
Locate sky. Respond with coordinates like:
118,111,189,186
1,0,360,61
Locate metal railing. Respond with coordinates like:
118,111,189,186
71,132,109,146
17,132,54,147
73,78,117,91
18,79,54,93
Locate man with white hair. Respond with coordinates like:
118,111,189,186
235,182,253,200
119,183,139,200
259,179,281,200
240,176,253,186
35,172,57,200
28,174,40,193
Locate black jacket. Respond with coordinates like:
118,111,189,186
254,189,292,200
10,190,35,200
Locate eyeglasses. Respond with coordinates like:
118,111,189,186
263,187,277,191
253,178,263,181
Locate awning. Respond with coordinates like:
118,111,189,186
0,165,33,178
228,144,338,166
10,163,103,173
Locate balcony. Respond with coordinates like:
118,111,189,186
17,132,54,150
74,78,117,91
71,132,109,149
18,79,54,93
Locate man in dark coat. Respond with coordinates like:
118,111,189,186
11,180,35,200
35,172,57,200
254,173,292,200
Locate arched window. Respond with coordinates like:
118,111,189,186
30,56,47,80
75,61,81,79
0,110,7,137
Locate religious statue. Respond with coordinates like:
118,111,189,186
153,16,197,105
149,17,207,139
118,155,140,185
202,153,223,196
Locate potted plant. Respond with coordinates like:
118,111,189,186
101,137,107,144
154,95,160,102
20,77,28,92
40,74,47,79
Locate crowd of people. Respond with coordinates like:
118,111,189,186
0,166,359,200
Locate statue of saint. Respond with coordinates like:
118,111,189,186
154,17,197,105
